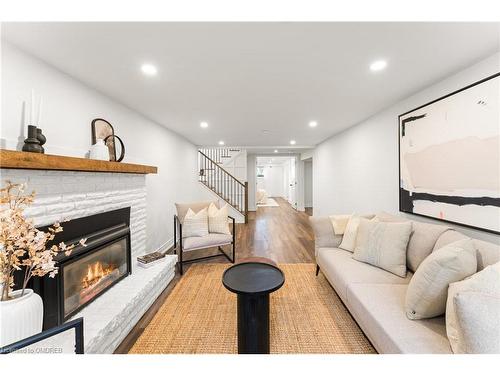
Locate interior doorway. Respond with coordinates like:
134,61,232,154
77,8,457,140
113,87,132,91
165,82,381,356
256,156,297,209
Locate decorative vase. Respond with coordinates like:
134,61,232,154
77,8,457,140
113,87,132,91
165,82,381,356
22,125,43,153
0,289,43,347
89,139,110,161
36,128,46,154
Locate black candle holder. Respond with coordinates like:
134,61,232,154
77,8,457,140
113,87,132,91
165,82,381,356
36,128,46,154
22,125,43,153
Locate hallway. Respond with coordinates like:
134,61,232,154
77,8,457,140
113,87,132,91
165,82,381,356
238,197,315,263
179,197,315,265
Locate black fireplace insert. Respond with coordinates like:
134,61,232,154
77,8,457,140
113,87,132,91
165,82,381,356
31,207,132,329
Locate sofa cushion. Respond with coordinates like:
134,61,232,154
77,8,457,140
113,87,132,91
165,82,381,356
405,239,477,320
374,211,407,222
406,221,450,273
329,214,351,235
446,262,500,353
373,214,452,273
454,292,500,354
433,230,499,271
339,215,362,252
433,229,469,251
316,247,412,301
353,219,413,277
473,239,500,271
346,283,451,353
182,233,233,251
309,217,343,252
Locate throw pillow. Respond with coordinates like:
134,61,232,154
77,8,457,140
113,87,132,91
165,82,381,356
329,214,351,235
339,215,362,252
208,202,230,235
353,219,413,277
405,239,477,320
446,262,500,353
454,292,500,354
175,200,214,223
406,221,450,273
182,207,209,238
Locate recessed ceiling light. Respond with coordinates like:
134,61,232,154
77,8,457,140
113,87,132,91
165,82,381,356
309,121,318,128
290,140,296,145
274,149,278,153
369,60,387,72
141,63,158,76
218,140,225,146
200,121,209,128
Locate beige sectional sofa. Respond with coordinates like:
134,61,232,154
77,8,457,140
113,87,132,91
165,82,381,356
309,213,500,354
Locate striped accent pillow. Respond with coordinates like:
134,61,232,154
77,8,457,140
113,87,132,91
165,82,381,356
208,203,230,235
182,208,209,238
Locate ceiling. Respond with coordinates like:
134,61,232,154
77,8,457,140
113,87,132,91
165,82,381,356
2,22,499,148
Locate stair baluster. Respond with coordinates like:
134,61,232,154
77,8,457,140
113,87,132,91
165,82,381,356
198,150,248,223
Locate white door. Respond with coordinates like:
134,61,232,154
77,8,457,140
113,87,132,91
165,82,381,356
288,158,297,209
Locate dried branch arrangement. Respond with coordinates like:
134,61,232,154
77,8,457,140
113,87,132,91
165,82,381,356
0,181,86,301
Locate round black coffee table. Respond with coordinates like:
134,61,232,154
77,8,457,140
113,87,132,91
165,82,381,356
222,262,285,354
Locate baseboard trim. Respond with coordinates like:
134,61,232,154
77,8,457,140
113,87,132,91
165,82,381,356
155,237,175,255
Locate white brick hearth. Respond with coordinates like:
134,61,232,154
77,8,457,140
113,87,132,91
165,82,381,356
0,168,176,353
72,256,176,353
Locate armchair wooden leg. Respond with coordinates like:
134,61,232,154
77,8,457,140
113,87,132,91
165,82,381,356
178,221,184,275
315,265,320,276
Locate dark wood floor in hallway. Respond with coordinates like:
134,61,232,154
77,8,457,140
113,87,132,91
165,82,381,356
115,197,315,353
236,197,315,263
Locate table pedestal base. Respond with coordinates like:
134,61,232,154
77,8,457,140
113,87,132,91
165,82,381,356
237,293,270,354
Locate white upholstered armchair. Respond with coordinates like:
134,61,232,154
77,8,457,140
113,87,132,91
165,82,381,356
173,201,235,275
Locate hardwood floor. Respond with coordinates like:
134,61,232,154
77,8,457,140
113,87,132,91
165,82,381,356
114,197,315,353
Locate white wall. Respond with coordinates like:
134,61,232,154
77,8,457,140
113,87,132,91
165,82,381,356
0,42,206,251
304,159,313,208
256,164,284,197
221,149,247,182
314,52,500,244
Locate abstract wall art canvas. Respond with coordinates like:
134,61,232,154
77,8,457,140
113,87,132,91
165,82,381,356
399,73,500,234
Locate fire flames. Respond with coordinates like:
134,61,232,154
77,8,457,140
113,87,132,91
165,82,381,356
81,261,116,289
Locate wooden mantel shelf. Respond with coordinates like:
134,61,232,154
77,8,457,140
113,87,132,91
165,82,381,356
0,149,157,174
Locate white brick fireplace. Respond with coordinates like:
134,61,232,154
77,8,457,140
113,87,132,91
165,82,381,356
1,169,148,257
0,167,176,353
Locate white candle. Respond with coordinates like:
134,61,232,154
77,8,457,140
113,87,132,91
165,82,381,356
37,96,42,126
30,89,35,125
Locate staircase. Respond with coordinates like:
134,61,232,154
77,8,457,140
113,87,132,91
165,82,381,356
198,148,248,223
199,147,242,166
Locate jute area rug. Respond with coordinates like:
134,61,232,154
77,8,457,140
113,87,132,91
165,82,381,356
129,263,375,354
